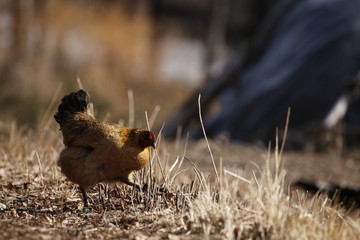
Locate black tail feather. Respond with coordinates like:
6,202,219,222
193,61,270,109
54,89,90,126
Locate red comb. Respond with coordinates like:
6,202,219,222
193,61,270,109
150,132,156,142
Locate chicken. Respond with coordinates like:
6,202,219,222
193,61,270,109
54,89,155,206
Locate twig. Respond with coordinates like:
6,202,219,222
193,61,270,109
224,169,251,184
145,111,153,186
149,105,161,130
77,77,84,89
198,94,220,184
35,149,44,186
279,108,291,161
154,123,166,184
38,82,63,130
128,89,135,128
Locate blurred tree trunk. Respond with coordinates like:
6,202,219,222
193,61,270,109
0,0,25,84
0,0,47,91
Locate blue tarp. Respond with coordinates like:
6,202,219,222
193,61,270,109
191,0,360,143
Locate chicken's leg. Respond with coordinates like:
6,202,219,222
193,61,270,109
113,176,142,191
80,186,89,207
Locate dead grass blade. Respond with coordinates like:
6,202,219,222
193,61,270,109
197,94,220,185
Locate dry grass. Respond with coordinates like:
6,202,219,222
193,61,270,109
0,112,359,239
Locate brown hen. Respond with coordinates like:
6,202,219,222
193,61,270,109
54,90,155,206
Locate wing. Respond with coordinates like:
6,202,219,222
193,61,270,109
60,113,118,148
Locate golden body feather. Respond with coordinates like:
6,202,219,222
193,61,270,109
54,90,155,206
57,113,151,188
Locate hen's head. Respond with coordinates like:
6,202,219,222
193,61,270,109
139,130,156,149
123,128,156,149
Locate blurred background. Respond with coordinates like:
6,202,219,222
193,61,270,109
1,0,360,151
0,0,196,127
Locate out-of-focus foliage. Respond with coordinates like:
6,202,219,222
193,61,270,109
0,0,189,127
